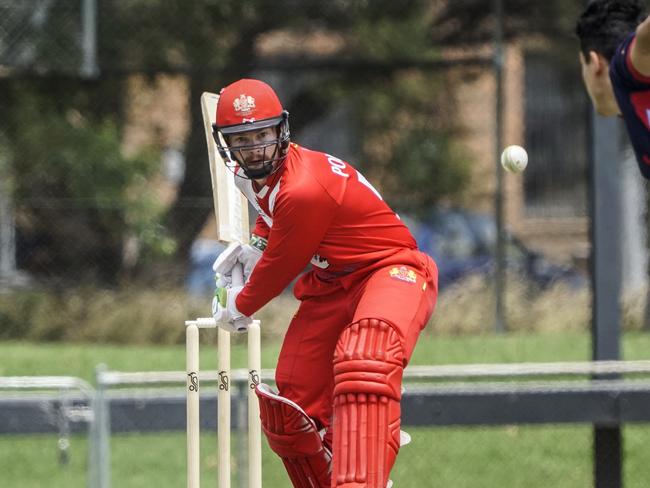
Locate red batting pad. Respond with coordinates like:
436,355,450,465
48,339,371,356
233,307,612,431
332,319,404,487
256,383,332,487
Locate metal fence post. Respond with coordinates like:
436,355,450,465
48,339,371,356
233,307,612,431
589,110,622,488
81,0,98,78
493,0,507,333
93,364,111,488
0,179,16,286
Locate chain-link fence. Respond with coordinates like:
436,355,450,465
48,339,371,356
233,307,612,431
0,0,605,297
1,0,649,487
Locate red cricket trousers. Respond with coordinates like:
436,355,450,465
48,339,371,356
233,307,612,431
274,248,438,437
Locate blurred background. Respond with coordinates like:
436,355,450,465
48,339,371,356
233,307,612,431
1,1,649,487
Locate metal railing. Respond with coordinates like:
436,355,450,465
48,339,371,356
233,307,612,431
0,375,96,486
3,359,650,487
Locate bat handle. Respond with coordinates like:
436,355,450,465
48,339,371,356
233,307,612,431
230,263,248,331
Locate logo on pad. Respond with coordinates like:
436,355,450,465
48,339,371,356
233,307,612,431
389,266,417,283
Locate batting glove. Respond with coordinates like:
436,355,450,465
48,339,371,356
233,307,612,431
213,242,242,288
242,235,266,279
213,236,266,287
212,285,252,333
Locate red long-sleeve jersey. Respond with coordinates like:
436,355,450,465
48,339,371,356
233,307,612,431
234,143,417,316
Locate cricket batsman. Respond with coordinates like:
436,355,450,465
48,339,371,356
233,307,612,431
210,78,438,488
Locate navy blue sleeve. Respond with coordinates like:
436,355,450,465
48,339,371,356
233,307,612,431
609,33,650,178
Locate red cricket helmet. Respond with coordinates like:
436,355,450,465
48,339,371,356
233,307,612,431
212,79,290,179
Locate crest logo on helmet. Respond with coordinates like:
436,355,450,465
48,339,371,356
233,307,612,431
233,94,256,116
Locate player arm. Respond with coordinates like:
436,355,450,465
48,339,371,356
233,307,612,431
631,16,650,77
235,188,338,316
252,214,270,240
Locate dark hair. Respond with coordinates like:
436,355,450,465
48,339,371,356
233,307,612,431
575,0,647,61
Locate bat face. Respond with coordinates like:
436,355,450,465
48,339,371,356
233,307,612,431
200,92,250,246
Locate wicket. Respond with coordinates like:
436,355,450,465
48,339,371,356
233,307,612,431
185,318,262,488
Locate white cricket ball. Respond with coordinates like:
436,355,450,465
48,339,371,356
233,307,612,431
500,145,528,173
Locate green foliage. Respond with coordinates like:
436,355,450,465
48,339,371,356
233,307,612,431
101,0,475,220
0,287,194,344
389,128,471,211
346,2,438,60
4,87,173,279
346,71,472,212
0,287,297,345
1,279,648,345
12,107,144,207
1,0,593,281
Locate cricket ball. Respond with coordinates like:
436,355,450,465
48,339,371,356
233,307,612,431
500,145,528,173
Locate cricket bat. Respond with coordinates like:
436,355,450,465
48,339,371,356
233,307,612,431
200,92,250,287
201,92,263,488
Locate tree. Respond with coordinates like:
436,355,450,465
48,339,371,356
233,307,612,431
0,81,163,283
96,0,479,253
1,0,587,280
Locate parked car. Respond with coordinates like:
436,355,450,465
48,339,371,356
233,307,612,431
402,208,587,290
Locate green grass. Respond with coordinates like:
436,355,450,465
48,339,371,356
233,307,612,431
2,331,650,487
4,425,650,487
3,331,650,380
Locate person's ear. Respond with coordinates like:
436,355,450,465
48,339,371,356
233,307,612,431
589,51,607,75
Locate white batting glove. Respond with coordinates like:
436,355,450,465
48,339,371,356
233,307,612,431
212,285,252,332
212,236,266,287
240,239,264,280
213,242,243,288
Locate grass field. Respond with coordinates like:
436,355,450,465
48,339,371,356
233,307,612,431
2,331,650,487
4,330,650,379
